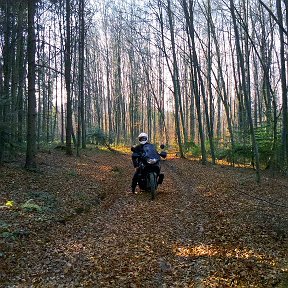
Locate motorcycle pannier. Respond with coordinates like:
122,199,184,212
158,173,164,184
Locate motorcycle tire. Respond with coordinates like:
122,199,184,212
149,172,157,200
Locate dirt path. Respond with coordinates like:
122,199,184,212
1,149,288,287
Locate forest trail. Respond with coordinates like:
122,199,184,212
1,148,288,287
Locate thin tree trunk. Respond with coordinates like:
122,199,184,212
25,0,37,170
65,0,73,155
0,2,11,165
277,0,288,169
79,0,86,149
158,0,184,157
230,0,260,182
209,12,235,158
182,0,207,164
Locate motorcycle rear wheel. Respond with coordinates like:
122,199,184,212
149,172,157,200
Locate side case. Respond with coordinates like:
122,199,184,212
158,173,164,184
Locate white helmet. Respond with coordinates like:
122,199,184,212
138,132,148,145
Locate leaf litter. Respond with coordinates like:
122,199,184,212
0,148,287,287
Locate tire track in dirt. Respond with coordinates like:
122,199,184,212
82,154,210,287
29,153,200,287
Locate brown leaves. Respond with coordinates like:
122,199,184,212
0,150,287,287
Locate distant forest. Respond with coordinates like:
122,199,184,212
0,0,287,179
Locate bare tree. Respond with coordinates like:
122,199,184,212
65,0,73,155
276,0,288,169
25,0,37,170
229,0,260,181
182,0,207,164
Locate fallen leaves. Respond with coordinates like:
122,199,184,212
0,149,287,287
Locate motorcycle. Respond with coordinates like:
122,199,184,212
131,144,167,200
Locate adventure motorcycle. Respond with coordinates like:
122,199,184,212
131,144,167,200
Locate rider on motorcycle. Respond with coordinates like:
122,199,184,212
131,132,149,193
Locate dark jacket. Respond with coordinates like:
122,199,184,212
131,143,150,168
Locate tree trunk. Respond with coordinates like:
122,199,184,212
0,2,11,165
230,0,260,182
158,0,184,157
25,0,37,170
79,0,86,150
16,6,26,145
65,0,73,155
209,11,235,158
277,0,288,169
182,0,207,164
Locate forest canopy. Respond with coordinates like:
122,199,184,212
0,0,287,177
